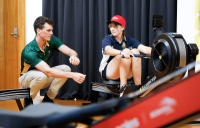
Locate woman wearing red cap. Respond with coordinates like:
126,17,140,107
99,15,152,97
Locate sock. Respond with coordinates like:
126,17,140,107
24,97,33,108
42,93,54,103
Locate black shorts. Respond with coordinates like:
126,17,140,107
101,64,109,81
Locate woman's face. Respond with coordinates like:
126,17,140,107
109,22,124,37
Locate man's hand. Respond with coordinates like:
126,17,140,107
58,45,80,65
71,72,86,84
69,56,80,65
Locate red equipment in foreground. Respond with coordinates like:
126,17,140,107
91,72,200,128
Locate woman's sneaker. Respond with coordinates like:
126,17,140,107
127,84,140,92
119,84,127,97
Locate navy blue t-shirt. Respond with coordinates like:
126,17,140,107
102,34,141,62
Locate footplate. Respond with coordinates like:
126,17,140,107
92,82,120,95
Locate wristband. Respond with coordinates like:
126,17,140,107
70,54,77,57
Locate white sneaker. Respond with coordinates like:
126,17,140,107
119,92,124,97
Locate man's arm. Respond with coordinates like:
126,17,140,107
137,44,152,55
35,61,85,84
58,44,78,57
58,44,80,65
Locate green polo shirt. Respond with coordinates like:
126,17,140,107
20,35,63,75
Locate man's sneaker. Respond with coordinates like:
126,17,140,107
24,97,33,108
42,93,54,103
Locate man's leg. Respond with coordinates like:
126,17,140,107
42,65,71,102
19,70,49,107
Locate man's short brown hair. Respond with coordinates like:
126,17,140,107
33,16,53,35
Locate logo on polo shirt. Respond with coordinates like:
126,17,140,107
48,50,52,57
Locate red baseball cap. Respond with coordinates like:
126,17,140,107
107,15,126,27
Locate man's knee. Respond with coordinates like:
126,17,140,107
36,72,49,83
60,64,71,72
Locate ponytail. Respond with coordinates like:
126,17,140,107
122,29,126,49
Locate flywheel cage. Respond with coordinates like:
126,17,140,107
153,42,169,72
151,33,188,81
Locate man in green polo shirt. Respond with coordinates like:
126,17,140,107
19,16,86,107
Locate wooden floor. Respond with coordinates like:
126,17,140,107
0,97,200,128
0,96,92,112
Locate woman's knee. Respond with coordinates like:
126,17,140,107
131,49,140,54
131,49,141,62
121,56,131,64
115,55,122,59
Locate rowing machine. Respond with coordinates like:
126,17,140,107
90,15,199,101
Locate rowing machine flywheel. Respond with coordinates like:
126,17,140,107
151,33,188,82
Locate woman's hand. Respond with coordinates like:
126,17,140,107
121,48,132,59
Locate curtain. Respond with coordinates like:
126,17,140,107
41,0,177,100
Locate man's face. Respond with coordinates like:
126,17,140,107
37,23,53,41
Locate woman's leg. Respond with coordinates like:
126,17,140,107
106,55,131,88
131,49,142,85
